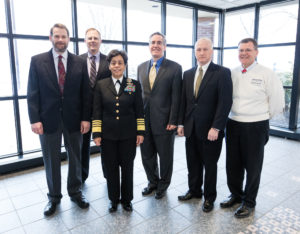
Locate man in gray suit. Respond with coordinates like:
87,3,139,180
137,32,182,199
80,28,111,182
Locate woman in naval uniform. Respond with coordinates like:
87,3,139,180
92,49,145,212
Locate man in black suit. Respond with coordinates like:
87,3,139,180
80,28,111,182
137,32,182,199
177,38,232,212
27,23,91,216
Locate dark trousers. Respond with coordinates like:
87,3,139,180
82,128,107,181
140,131,175,192
226,119,269,208
101,137,136,203
185,130,223,202
39,123,82,203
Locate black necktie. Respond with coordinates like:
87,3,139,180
115,80,121,93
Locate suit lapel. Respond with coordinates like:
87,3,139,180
107,77,117,95
196,62,216,99
64,52,73,89
98,53,106,75
142,60,151,93
188,67,197,100
44,50,60,94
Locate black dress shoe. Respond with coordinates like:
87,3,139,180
220,195,242,208
71,195,89,209
109,202,118,213
122,202,133,212
178,191,202,201
155,190,165,199
44,201,59,216
234,204,254,218
202,200,214,212
142,186,157,196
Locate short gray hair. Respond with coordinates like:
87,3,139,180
149,32,166,45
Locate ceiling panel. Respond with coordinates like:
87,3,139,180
181,0,261,9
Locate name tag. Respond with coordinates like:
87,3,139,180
251,78,263,86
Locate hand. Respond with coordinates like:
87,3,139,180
177,127,184,137
31,122,43,135
166,124,177,131
207,128,219,141
136,135,144,146
94,137,101,146
80,121,90,134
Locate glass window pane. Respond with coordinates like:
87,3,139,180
77,0,122,40
127,45,150,80
128,0,161,42
259,1,298,44
19,99,41,152
0,0,6,33
213,50,218,64
167,4,193,45
167,47,192,73
198,10,219,47
223,49,240,69
11,0,72,36
270,88,290,128
15,39,75,96
258,46,295,86
224,8,255,47
0,38,13,97
0,101,17,156
78,42,123,56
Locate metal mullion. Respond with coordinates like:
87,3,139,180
289,0,300,129
71,0,79,55
192,8,197,67
5,0,23,158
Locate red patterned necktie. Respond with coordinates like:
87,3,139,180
242,68,247,73
58,55,66,94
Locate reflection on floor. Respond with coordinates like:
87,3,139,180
0,136,300,234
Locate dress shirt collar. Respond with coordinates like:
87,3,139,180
197,60,211,71
52,48,68,60
88,51,100,60
240,61,257,72
151,56,164,68
112,76,123,85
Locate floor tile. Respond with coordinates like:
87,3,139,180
23,216,67,234
0,211,22,233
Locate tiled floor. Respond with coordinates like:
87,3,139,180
0,136,300,234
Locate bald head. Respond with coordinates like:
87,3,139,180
194,38,213,66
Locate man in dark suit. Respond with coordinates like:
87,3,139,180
137,32,182,199
177,38,232,212
27,23,91,216
80,28,111,182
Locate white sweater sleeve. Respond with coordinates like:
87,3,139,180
266,71,285,118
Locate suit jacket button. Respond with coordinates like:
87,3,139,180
116,103,119,106
116,96,119,100
116,116,119,120
116,110,119,113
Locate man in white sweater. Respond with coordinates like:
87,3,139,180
220,38,285,218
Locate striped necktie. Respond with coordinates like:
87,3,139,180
90,56,97,87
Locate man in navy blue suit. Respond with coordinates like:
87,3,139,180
27,23,91,216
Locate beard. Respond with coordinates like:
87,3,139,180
53,41,68,53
